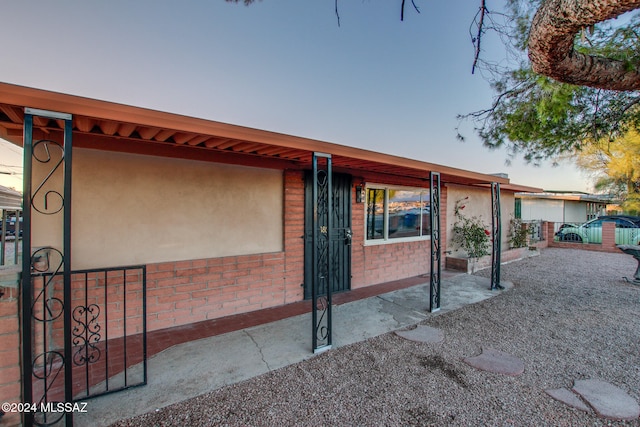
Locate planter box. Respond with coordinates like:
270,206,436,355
445,247,539,274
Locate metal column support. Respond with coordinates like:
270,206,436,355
490,182,504,290
429,172,441,312
21,108,73,427
311,153,332,353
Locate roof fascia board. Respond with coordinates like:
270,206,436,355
0,82,508,185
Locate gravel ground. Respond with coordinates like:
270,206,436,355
112,248,640,427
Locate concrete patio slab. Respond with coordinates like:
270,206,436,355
463,347,524,376
545,387,591,413
395,325,444,343
572,379,640,421
74,273,513,427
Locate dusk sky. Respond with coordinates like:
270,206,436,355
0,0,591,192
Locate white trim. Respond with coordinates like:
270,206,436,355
25,107,72,120
364,183,431,245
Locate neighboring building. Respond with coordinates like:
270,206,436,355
0,184,21,211
516,192,611,223
0,83,540,423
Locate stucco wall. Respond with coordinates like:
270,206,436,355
68,149,283,269
564,201,587,223
521,198,565,222
446,184,514,255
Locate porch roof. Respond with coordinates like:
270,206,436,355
0,82,541,190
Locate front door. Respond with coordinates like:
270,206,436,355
304,172,352,299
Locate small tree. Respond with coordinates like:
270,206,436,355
452,197,491,259
508,216,529,249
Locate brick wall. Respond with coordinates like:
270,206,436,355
0,277,21,427
350,180,447,288
145,169,305,331
146,252,287,331
547,221,622,253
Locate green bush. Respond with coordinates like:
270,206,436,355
452,197,491,259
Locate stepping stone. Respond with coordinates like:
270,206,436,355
545,388,591,413
463,347,524,376
572,379,640,421
395,325,444,344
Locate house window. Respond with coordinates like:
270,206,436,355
365,185,431,242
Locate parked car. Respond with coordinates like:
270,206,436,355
555,215,640,245
0,216,23,238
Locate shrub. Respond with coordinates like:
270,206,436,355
452,197,491,259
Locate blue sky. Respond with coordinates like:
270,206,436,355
0,0,590,192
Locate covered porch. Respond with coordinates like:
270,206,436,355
0,82,539,427
74,271,512,427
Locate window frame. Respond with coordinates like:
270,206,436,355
364,183,431,246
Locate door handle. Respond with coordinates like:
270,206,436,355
345,228,352,246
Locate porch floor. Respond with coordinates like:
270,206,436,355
76,271,512,427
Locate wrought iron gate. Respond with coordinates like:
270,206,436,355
304,173,352,299
429,172,441,312
21,109,147,427
490,182,503,290
310,153,333,353
22,109,74,427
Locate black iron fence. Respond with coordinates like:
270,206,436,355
1,209,22,266
26,264,146,426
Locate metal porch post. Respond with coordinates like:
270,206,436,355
21,108,73,427
490,182,503,290
311,153,332,353
429,172,441,312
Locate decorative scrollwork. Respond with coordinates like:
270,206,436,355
31,247,64,322
72,304,102,366
314,296,329,341
31,351,66,426
31,140,65,215
317,170,329,217
430,172,441,312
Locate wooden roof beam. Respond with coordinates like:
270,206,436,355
212,139,242,150
186,135,210,146
33,116,49,127
0,105,23,123
230,142,263,152
99,120,120,136
172,132,197,145
154,129,175,142
138,126,161,140
75,116,93,132
256,146,295,156
203,137,230,148
117,123,137,137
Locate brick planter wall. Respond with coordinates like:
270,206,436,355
547,221,622,253
0,268,21,427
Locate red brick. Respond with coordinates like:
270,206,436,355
174,282,207,293
0,301,18,318
222,299,250,309
0,381,21,402
0,318,18,335
0,347,19,369
189,273,223,283
191,259,208,268
174,260,193,269
157,293,191,304
0,365,21,383
147,271,175,281
222,270,250,280
191,288,222,299
236,289,263,299
156,308,192,321
175,299,207,310
176,267,207,277
156,277,191,288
